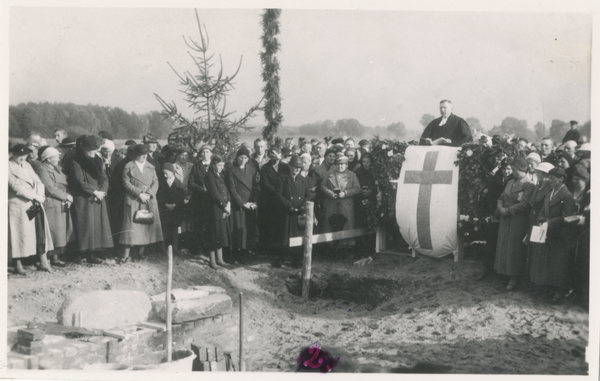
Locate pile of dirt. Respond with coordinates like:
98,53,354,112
7,250,589,374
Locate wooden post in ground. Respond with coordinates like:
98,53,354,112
239,292,244,371
166,245,173,362
302,201,315,299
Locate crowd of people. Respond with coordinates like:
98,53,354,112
8,130,376,272
7,117,591,306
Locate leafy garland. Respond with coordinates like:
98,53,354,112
365,136,408,232
365,136,520,245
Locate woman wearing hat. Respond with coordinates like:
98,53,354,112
9,144,55,274
108,145,135,244
204,155,232,269
188,144,214,254
34,146,74,267
173,147,195,250
157,162,186,256
119,144,164,263
119,144,163,263
527,167,576,303
321,155,362,243
493,156,535,291
525,152,541,184
68,135,114,264
225,147,259,262
274,155,313,267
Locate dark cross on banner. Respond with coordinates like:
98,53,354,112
404,151,453,250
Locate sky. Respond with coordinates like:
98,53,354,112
8,2,594,133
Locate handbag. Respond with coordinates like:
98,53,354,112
133,202,155,225
26,201,42,221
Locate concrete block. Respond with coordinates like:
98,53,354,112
47,348,65,358
63,346,77,357
57,290,152,330
152,294,232,324
38,355,63,370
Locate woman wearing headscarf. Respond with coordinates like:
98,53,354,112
225,147,259,262
68,135,113,264
34,146,74,267
320,155,362,245
527,167,576,303
119,144,163,263
9,144,55,274
493,156,535,290
204,155,232,269
157,163,186,256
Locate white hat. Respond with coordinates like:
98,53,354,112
41,147,60,161
536,162,554,173
526,152,541,163
578,143,591,152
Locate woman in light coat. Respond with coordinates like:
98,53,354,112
9,144,54,274
320,155,362,245
119,144,164,263
34,146,73,267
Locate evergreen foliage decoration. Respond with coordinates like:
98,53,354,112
455,140,519,242
365,136,408,231
260,9,283,143
155,9,263,159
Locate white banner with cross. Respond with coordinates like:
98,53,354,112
395,146,461,258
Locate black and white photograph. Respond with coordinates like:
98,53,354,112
3,0,598,379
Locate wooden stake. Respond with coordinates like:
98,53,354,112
302,201,314,299
166,245,173,362
239,292,244,371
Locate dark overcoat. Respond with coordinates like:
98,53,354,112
225,164,259,250
257,160,289,246
157,177,186,227
188,161,212,249
527,184,576,288
493,175,534,276
68,150,114,251
204,169,231,250
119,160,164,246
107,157,131,242
35,162,74,249
278,172,313,247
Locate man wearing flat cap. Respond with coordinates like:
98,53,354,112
420,100,473,147
562,121,581,144
274,155,314,267
257,146,290,251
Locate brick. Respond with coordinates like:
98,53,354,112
8,356,27,369
24,355,39,370
18,328,45,342
17,345,42,355
73,342,93,356
18,339,44,349
38,355,63,370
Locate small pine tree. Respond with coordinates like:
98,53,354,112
155,9,263,159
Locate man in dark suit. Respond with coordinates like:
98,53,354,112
188,144,213,253
539,137,558,165
420,100,473,147
274,155,313,268
257,147,289,252
562,120,581,144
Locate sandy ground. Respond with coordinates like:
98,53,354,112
7,247,589,374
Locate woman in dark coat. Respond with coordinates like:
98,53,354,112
107,145,134,244
68,136,114,263
527,168,576,302
188,145,214,253
119,144,164,263
225,147,259,261
257,147,288,250
204,155,232,269
353,153,376,228
157,162,186,255
493,156,534,290
35,146,74,266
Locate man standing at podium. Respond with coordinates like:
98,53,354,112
420,100,473,147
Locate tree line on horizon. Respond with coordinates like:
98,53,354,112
9,101,590,144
